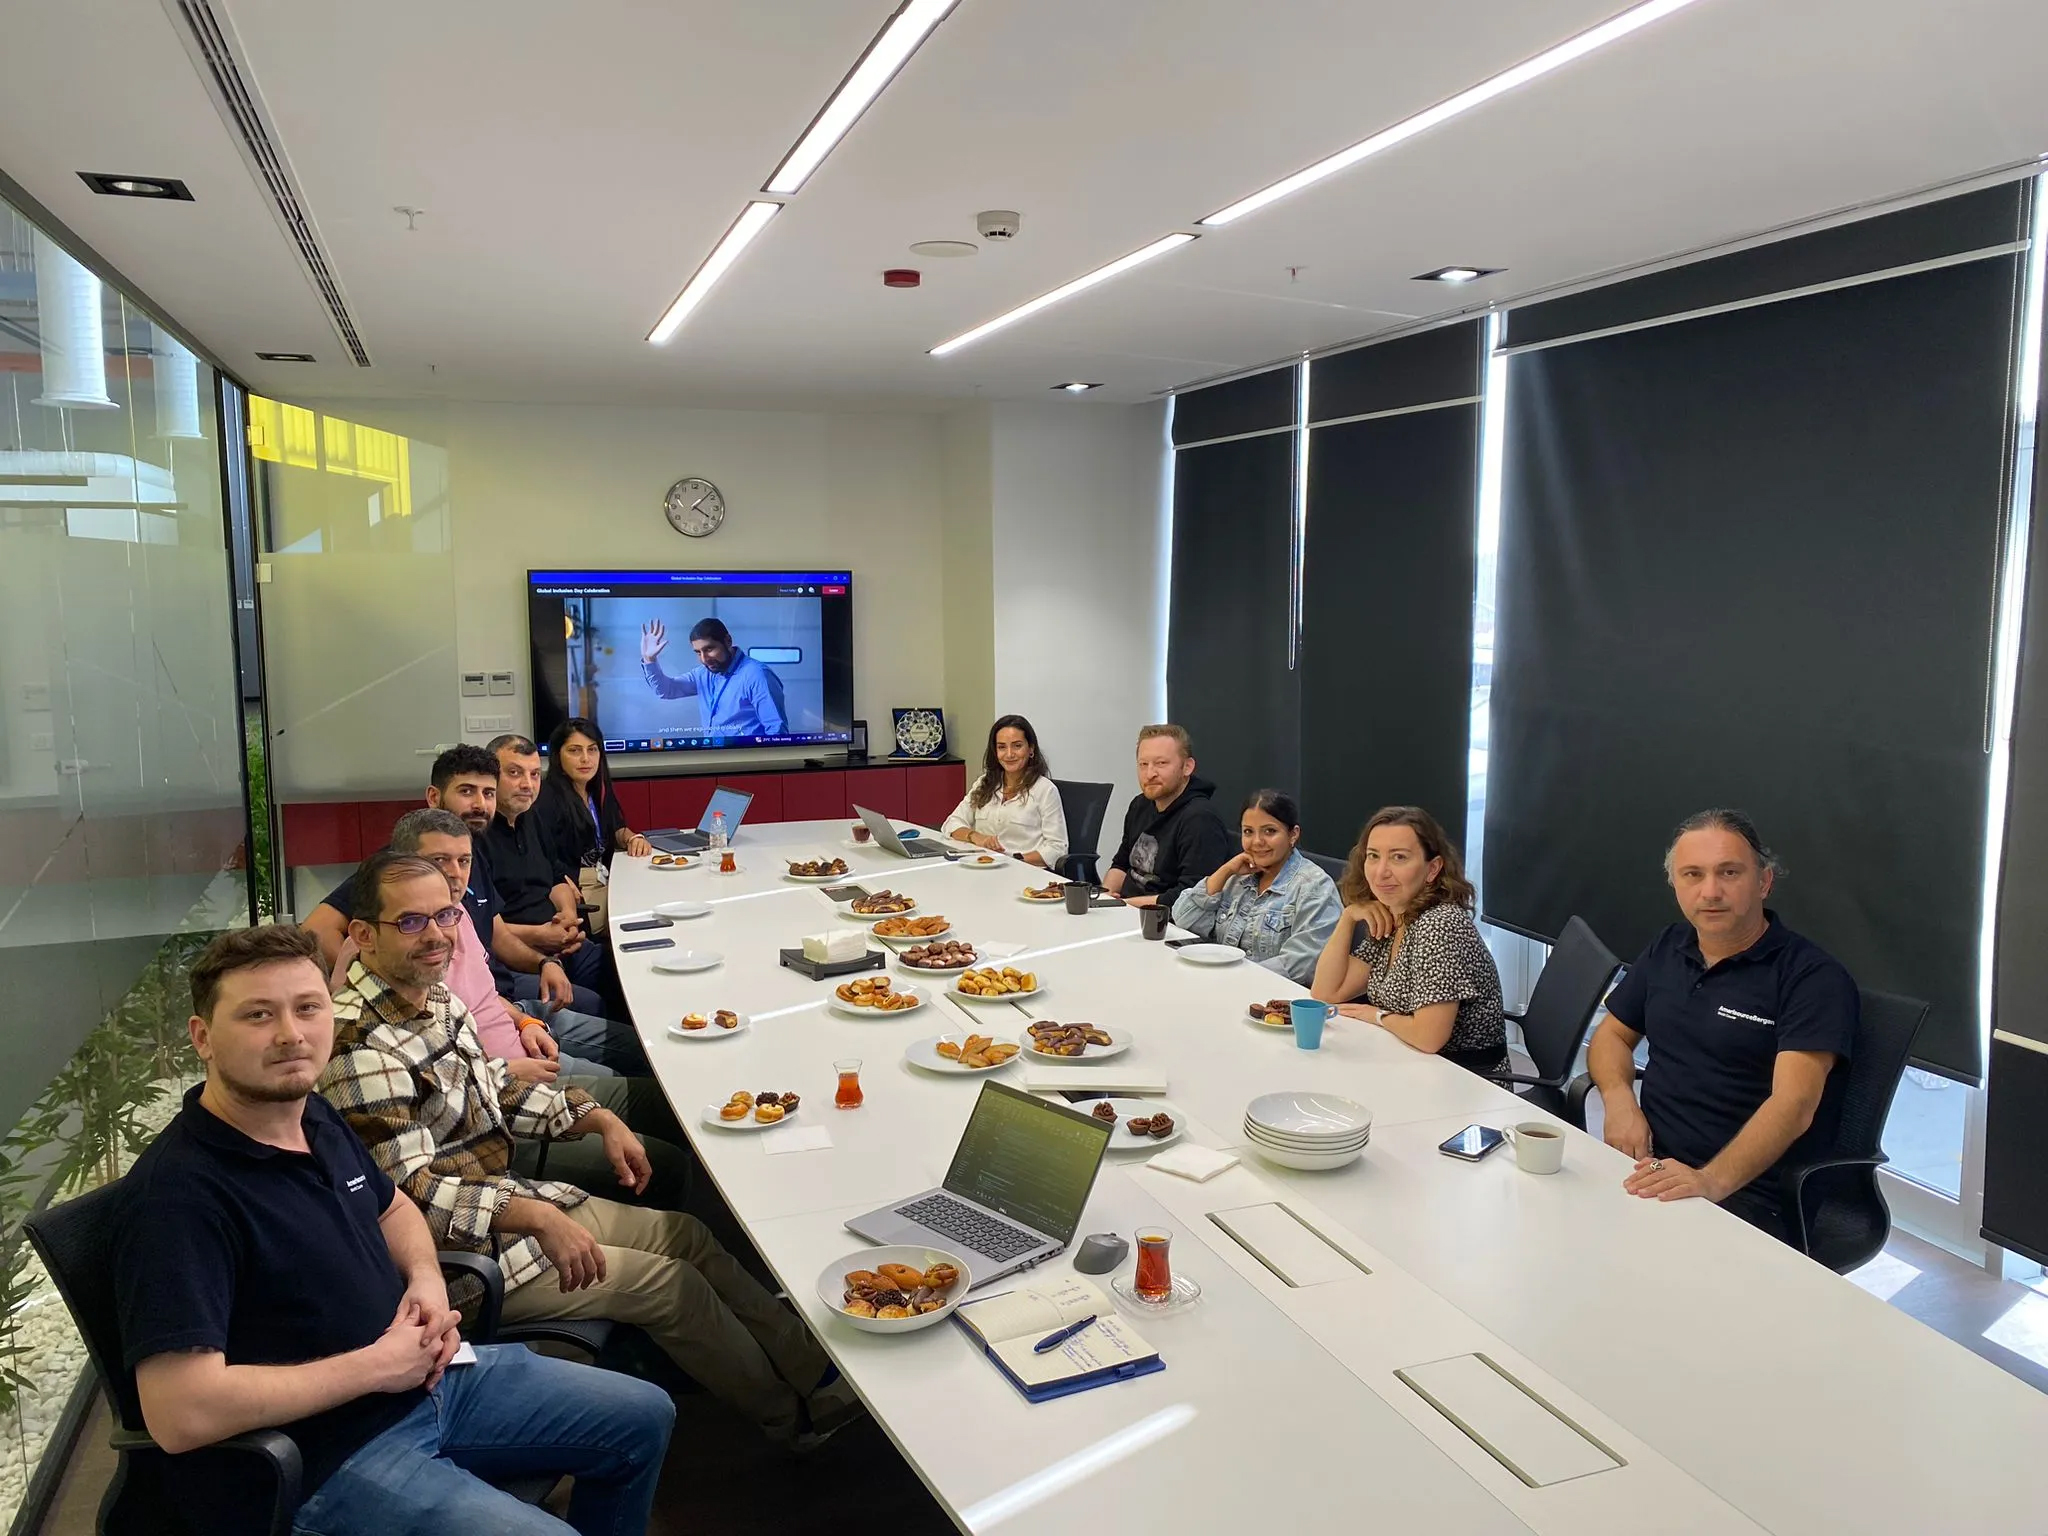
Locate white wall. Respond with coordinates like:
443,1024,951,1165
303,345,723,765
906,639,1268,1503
984,400,1171,857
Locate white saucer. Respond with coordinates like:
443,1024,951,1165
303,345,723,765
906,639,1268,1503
654,900,711,919
648,856,697,872
1111,1272,1202,1316
955,853,1006,870
667,1011,750,1041
651,950,723,974
1176,943,1245,966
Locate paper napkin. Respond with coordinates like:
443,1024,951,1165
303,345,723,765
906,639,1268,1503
764,1126,834,1155
1148,1144,1240,1182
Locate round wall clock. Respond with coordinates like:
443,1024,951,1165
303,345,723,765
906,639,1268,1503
663,476,726,538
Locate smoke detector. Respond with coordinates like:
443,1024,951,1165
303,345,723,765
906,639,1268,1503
975,210,1021,241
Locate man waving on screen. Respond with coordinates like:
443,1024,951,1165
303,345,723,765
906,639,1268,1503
638,617,787,736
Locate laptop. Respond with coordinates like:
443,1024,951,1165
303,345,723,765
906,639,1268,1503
647,785,755,853
852,802,952,859
846,1080,1114,1287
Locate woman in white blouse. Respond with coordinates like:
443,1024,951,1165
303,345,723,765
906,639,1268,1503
942,715,1069,869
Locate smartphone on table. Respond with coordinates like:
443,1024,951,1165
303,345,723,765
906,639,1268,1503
1438,1124,1505,1161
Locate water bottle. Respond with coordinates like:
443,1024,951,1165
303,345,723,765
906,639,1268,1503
710,810,733,871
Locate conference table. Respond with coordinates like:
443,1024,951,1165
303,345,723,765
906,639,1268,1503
609,821,2048,1535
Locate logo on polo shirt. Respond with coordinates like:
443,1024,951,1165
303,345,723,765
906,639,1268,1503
1717,1006,1775,1027
345,1174,368,1193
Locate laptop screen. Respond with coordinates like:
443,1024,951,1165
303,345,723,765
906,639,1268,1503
697,786,754,836
943,1081,1112,1243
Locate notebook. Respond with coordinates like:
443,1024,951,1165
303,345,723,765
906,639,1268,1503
953,1275,1163,1403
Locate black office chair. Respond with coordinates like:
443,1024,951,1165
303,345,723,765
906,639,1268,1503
1488,916,1621,1119
1053,780,1114,885
24,1181,599,1534
1565,987,1928,1274
1304,851,1349,883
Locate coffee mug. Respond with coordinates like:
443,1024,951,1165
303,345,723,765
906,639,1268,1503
1289,998,1329,1051
1504,1121,1564,1174
1139,905,1171,940
1063,883,1092,915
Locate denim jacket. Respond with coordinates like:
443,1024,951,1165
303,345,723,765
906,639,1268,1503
1170,850,1342,985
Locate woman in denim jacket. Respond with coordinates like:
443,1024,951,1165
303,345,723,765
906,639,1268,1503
1171,790,1340,984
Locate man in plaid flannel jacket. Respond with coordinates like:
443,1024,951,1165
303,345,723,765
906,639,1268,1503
321,851,860,1445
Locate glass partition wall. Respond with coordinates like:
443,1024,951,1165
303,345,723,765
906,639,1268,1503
0,193,253,1526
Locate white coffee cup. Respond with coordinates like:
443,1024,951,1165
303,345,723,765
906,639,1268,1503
1504,1121,1564,1175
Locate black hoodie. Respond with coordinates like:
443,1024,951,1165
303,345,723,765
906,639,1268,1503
1109,776,1237,910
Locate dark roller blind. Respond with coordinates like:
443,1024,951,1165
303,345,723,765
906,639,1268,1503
1311,322,1481,423
1167,431,1298,812
1484,254,2022,1081
1300,405,1478,857
1171,366,1296,445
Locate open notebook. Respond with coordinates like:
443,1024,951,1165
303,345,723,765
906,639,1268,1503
953,1275,1164,1403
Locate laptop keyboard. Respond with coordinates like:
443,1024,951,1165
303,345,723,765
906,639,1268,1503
896,1195,1041,1261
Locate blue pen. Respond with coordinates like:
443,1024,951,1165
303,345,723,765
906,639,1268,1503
1032,1314,1098,1354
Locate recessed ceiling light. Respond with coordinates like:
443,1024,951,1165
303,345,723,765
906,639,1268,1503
254,351,317,362
930,234,1197,357
78,172,193,201
1054,382,1103,393
647,201,783,345
764,0,962,195
1198,0,1710,227
1415,266,1500,284
909,240,978,258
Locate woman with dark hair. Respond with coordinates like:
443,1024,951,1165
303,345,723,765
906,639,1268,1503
535,717,652,867
941,714,1069,868
1171,789,1339,984
1310,806,1506,1075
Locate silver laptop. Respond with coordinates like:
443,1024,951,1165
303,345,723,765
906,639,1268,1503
648,785,755,853
846,1080,1113,1287
851,801,951,859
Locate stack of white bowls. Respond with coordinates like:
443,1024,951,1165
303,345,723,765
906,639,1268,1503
1243,1090,1372,1170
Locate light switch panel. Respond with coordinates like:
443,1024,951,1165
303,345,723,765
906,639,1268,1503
487,671,515,696
460,672,487,697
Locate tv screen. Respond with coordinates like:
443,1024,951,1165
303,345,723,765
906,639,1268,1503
527,569,854,754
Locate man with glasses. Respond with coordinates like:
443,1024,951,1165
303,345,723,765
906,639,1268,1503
322,852,860,1448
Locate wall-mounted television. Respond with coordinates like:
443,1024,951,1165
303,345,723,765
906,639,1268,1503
527,569,854,755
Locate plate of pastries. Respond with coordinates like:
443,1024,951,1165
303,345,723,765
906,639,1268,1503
1020,1019,1131,1060
956,851,1004,868
785,858,851,881
1090,1097,1185,1151
898,939,979,972
649,852,695,870
871,913,952,940
667,1008,748,1040
700,1089,801,1130
830,976,926,1016
847,890,918,918
952,965,1041,1001
905,1033,1021,1073
1020,881,1067,903
816,1247,968,1334
1248,998,1294,1029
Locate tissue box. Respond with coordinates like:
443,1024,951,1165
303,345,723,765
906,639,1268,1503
802,930,865,963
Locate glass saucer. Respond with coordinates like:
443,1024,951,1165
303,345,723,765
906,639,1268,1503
1110,1272,1202,1316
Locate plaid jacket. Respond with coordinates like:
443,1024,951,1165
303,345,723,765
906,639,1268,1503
320,960,599,1294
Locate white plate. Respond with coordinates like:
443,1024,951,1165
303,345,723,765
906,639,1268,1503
1094,1096,1186,1152
1244,1122,1371,1151
647,855,697,872
783,868,853,884
667,1010,751,1041
1176,943,1245,966
1018,889,1067,904
815,1246,969,1335
951,975,1043,1004
1245,1002,1294,1030
1019,1024,1132,1061
699,1097,804,1132
841,899,919,922
896,949,979,975
650,949,723,974
654,900,711,920
870,922,954,945
827,983,927,1019
1245,1090,1373,1139
903,1033,1019,1074
1246,1143,1365,1172
956,852,1006,870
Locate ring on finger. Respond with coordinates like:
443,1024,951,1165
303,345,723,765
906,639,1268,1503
1650,1159,1664,1171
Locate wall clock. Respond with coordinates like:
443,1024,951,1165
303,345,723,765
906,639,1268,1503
663,476,726,538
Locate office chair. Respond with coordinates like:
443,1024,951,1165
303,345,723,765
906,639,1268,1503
1052,780,1114,885
1489,916,1621,1119
1304,851,1349,883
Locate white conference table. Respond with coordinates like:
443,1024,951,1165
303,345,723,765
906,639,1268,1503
609,821,2048,1535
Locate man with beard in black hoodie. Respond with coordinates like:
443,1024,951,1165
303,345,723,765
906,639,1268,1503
1103,724,1238,910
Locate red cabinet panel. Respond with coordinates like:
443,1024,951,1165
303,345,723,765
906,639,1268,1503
357,800,420,852
645,777,714,832
283,802,361,866
718,775,783,825
843,766,906,821
612,778,651,830
905,763,966,830
780,771,845,822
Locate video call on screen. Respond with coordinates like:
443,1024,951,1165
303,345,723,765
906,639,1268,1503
527,569,856,755
947,1086,1110,1240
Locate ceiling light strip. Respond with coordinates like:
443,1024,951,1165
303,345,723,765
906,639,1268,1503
646,201,782,345
929,234,1197,356
765,0,962,195
1200,0,1710,227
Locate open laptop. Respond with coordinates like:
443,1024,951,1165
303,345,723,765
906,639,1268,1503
647,785,755,853
846,1080,1114,1287
852,802,952,859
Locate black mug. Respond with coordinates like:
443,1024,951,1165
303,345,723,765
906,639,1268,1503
1139,905,1170,940
1063,883,1092,915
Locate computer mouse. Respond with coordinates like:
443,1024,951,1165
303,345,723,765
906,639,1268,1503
1074,1234,1129,1274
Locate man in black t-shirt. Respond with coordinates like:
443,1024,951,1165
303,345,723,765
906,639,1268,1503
486,735,617,1007
113,924,673,1534
1586,810,1858,1244
1103,724,1237,911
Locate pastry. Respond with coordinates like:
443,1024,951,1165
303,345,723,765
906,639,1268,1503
1126,1114,1156,1135
843,1298,878,1318
778,1092,800,1112
718,1101,748,1121
728,1091,754,1110
877,1262,927,1289
754,1102,785,1123
1148,1114,1175,1138
714,1009,740,1029
851,890,915,915
844,1270,882,1290
921,1263,959,1289
756,1091,782,1107
1092,1101,1117,1123
935,1039,964,1060
680,1012,708,1031
876,1305,914,1319
838,1257,963,1321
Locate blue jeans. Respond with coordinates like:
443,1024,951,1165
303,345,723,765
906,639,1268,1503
290,1345,673,1536
547,1008,650,1077
505,971,606,1018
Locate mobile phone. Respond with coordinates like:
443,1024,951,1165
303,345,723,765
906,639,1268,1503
822,884,869,903
618,916,672,932
620,937,676,953
1439,1124,1505,1161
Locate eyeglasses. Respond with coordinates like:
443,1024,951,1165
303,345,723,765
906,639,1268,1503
377,906,464,936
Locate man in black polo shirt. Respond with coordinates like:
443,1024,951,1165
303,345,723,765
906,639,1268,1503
114,924,673,1534
486,734,616,1007
1588,809,1858,1244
